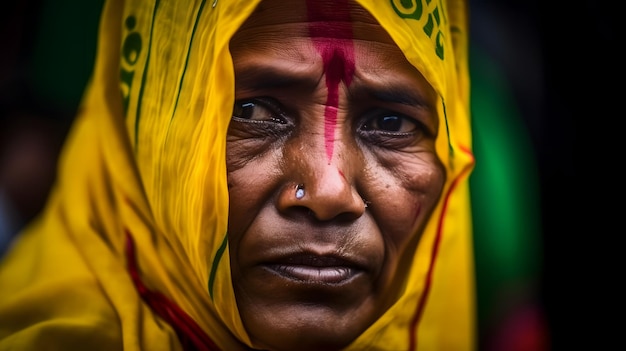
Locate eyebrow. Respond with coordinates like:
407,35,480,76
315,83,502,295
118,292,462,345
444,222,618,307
235,62,435,111
351,81,439,133
354,84,434,111
234,64,320,92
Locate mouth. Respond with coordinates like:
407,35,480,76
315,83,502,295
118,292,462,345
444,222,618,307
265,254,363,285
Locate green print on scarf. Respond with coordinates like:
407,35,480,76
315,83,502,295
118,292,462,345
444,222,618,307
208,233,229,300
120,15,142,117
169,0,207,121
123,0,208,150
132,0,160,150
441,96,455,163
390,0,445,60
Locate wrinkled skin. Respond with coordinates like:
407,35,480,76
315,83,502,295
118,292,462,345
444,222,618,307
226,0,445,350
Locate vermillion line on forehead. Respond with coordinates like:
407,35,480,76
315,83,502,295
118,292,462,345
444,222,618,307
306,0,355,163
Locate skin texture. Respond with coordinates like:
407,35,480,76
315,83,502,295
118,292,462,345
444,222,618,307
226,0,445,350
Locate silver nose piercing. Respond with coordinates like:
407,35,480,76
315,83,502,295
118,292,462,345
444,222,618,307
295,184,305,199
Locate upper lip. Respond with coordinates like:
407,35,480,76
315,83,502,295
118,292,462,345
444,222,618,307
276,253,356,267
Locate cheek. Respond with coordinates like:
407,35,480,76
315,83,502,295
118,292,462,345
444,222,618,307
408,165,446,226
226,146,281,244
365,156,445,251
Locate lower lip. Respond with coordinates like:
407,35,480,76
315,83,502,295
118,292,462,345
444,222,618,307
268,264,358,284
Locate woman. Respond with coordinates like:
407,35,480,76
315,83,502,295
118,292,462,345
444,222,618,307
0,0,475,350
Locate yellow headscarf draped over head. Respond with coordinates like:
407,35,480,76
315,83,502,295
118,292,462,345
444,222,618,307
0,0,474,350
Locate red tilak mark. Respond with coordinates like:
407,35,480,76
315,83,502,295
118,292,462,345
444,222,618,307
306,0,355,163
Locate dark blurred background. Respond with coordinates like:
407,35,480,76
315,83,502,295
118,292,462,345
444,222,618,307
0,0,617,350
0,0,103,253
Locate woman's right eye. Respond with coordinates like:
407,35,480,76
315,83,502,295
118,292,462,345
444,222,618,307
232,98,287,124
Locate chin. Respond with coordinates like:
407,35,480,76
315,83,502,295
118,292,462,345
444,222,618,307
243,303,374,351
251,325,356,351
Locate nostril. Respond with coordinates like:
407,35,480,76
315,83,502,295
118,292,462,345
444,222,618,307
281,205,314,220
327,210,363,224
290,205,360,223
298,189,366,222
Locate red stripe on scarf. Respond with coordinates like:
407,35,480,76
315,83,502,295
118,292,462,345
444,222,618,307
125,229,221,351
408,146,475,350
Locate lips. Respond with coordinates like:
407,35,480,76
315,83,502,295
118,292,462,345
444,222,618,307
265,253,363,284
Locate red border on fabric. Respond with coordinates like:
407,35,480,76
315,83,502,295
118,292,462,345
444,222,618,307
408,146,475,351
125,229,221,351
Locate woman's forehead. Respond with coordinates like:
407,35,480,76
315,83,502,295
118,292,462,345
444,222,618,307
236,0,392,42
230,0,435,109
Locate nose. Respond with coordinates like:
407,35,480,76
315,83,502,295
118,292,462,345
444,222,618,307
276,148,366,222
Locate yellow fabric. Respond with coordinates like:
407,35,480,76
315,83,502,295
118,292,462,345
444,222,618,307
0,0,475,350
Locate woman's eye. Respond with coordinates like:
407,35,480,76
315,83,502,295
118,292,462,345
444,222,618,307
232,98,286,124
362,114,418,133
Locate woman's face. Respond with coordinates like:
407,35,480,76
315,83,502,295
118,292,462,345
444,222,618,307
226,0,445,350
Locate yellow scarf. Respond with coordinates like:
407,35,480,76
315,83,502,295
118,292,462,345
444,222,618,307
0,0,475,350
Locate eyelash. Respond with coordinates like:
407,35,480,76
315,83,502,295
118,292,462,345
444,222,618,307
231,97,428,146
361,112,421,133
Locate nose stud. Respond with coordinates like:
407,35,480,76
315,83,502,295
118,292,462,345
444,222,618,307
295,184,305,199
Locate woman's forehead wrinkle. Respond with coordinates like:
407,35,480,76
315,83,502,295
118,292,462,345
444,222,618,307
305,0,356,163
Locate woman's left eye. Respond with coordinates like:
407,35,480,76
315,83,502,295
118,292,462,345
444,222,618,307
361,114,419,133
232,98,287,124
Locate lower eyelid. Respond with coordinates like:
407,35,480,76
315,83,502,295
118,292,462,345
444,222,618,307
232,117,270,124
